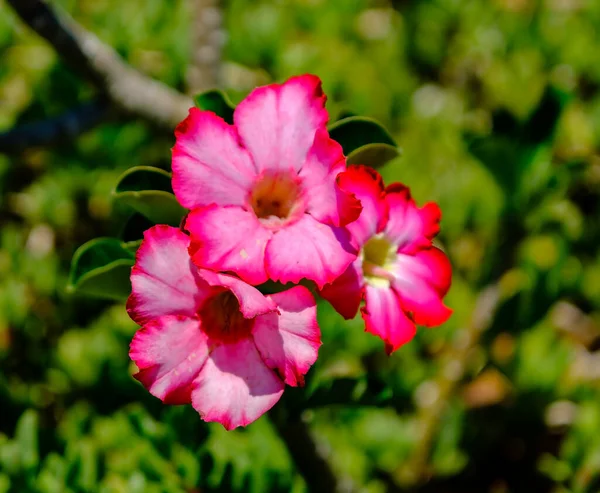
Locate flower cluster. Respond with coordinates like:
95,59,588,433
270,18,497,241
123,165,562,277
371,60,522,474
127,74,452,429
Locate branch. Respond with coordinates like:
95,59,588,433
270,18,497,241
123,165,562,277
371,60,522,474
7,0,192,130
187,0,224,93
0,98,109,153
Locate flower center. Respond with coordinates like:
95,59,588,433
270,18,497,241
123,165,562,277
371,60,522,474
199,291,253,343
250,172,303,226
361,234,396,287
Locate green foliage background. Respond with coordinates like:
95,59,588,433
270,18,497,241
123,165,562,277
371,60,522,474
2,0,600,491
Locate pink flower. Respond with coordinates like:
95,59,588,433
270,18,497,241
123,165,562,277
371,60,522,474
172,74,361,288
127,225,321,430
320,166,452,354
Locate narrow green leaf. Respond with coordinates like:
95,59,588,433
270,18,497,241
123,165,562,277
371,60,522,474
121,213,155,243
346,142,402,168
194,89,236,124
115,166,173,194
67,238,135,301
328,116,398,155
76,440,98,491
302,377,393,410
113,166,186,226
0,474,10,493
15,409,39,473
123,239,143,253
522,85,570,145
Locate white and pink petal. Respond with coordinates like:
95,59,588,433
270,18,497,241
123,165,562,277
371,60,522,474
361,284,417,354
186,205,272,285
384,183,441,255
265,214,357,289
391,248,452,327
127,225,211,325
252,286,320,387
172,109,256,209
234,75,329,174
319,258,364,320
337,166,388,248
198,270,277,319
300,128,362,227
130,315,210,404
191,338,284,430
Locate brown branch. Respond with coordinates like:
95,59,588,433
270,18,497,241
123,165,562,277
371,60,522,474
393,284,502,486
7,0,192,130
0,97,110,153
187,0,224,93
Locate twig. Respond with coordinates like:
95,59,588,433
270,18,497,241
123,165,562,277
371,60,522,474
393,285,502,486
7,0,192,130
187,0,223,93
0,97,109,153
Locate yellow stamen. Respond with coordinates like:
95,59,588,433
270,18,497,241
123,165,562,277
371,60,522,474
361,234,397,287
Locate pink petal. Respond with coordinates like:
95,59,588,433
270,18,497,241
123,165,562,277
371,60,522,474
172,109,256,209
319,258,364,320
127,225,211,325
361,284,417,354
265,214,357,289
391,247,453,327
130,315,210,404
337,166,389,248
384,183,441,255
300,128,362,227
191,337,284,430
186,205,272,285
197,270,277,318
252,286,320,387
233,75,328,174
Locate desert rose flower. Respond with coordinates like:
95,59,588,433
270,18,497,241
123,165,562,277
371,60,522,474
171,74,361,288
320,166,452,354
127,225,320,430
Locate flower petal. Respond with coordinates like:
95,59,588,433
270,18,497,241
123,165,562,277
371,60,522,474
384,183,441,254
197,270,277,318
391,247,453,327
265,214,357,289
252,286,320,387
191,338,284,430
361,284,416,354
300,128,362,227
127,225,211,325
186,205,272,285
337,165,388,248
234,75,328,174
172,109,256,209
130,315,210,404
319,258,364,319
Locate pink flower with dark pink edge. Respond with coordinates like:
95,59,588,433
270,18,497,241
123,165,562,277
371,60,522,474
320,166,452,355
171,74,361,288
127,225,321,430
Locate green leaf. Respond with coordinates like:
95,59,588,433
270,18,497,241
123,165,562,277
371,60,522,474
15,409,39,473
121,212,155,243
328,116,398,156
67,238,135,301
303,376,393,410
200,419,294,493
113,166,186,226
194,89,236,124
346,142,401,168
465,85,569,203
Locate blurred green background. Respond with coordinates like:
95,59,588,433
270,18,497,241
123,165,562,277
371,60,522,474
2,0,600,491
